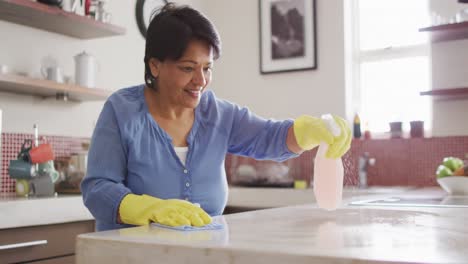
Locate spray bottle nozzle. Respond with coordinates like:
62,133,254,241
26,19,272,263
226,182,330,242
321,114,341,137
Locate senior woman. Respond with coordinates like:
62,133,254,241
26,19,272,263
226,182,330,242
81,3,351,231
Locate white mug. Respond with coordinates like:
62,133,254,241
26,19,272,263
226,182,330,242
41,67,64,83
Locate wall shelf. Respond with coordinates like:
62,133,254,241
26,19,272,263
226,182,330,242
419,21,468,43
0,73,112,101
0,0,126,39
420,87,468,100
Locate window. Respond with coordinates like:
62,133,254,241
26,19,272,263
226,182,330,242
349,0,431,133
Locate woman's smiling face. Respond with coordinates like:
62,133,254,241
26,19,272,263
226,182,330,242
149,39,214,109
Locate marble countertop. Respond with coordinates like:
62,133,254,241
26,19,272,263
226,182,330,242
227,186,415,208
76,188,468,264
0,194,93,229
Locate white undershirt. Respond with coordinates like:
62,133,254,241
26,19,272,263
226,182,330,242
173,146,189,166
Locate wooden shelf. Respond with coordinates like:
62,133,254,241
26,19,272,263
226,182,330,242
419,21,468,43
0,73,112,101
420,87,468,100
0,0,126,39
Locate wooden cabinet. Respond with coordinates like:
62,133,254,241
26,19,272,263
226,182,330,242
0,220,94,264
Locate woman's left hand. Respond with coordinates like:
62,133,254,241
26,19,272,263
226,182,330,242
292,114,351,159
326,115,352,159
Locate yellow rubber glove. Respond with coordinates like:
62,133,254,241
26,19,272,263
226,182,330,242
293,115,352,159
119,194,212,227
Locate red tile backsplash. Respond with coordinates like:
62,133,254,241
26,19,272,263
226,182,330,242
1,133,89,193
2,132,467,194
228,137,468,188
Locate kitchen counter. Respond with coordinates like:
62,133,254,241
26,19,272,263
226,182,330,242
0,194,93,229
227,186,415,208
0,186,408,230
76,188,468,264
0,186,423,229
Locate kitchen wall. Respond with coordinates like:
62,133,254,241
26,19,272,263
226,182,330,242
430,0,468,136
203,0,468,136
0,0,466,138
202,0,346,121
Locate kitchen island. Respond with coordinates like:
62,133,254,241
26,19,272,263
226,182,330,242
76,188,468,264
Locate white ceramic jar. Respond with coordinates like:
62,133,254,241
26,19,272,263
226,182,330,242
74,51,97,88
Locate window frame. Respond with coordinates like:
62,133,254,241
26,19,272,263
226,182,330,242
348,0,432,134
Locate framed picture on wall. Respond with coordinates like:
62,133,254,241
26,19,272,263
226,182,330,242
259,0,317,74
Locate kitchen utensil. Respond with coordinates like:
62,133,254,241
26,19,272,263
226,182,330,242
94,0,112,23
38,161,60,183
389,121,403,138
8,159,37,179
8,125,57,197
70,152,88,173
30,175,55,196
96,10,112,23
15,179,30,196
74,51,97,88
29,143,55,164
41,66,64,83
437,176,468,195
410,120,424,138
17,139,33,163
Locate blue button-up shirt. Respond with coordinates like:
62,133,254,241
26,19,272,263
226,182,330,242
81,85,298,231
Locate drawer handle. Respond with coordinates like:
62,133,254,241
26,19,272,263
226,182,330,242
0,240,48,250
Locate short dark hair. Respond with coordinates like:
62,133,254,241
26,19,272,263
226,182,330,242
144,3,222,88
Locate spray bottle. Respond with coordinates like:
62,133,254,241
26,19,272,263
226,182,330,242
313,114,344,210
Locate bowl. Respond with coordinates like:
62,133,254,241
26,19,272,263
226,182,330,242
437,176,468,195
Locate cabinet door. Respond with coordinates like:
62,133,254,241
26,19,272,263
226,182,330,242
0,220,94,263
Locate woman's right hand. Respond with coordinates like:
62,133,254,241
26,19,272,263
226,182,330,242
119,194,212,227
